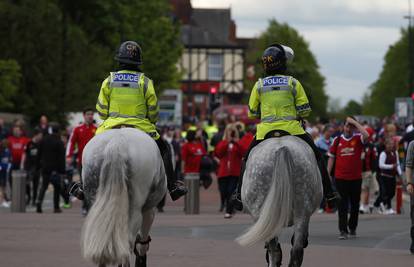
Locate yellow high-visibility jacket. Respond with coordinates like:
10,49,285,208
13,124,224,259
248,75,311,140
95,70,160,139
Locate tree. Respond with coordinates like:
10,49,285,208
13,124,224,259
0,0,182,123
343,100,362,116
245,19,328,119
363,28,412,116
0,60,21,109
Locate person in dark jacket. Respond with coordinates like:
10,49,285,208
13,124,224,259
36,123,66,213
21,128,43,206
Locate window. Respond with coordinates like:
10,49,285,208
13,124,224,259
208,54,223,81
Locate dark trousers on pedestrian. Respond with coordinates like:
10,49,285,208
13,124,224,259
37,171,61,210
336,179,362,233
218,176,238,214
26,169,40,205
380,176,396,209
374,173,384,208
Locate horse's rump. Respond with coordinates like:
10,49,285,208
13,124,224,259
237,136,322,246
81,128,166,265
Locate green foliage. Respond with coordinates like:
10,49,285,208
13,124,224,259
0,0,182,123
0,60,21,109
342,100,362,116
245,19,328,119
363,28,412,116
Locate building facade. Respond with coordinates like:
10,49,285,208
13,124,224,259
170,0,246,122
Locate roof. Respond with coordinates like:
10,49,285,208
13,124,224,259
180,8,239,47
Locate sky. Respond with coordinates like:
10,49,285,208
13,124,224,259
192,0,412,108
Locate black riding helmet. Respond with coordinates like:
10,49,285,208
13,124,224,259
114,41,143,65
261,44,287,75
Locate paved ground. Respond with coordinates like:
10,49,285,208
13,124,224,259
0,183,413,267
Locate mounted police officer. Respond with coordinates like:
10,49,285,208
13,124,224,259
72,41,187,201
233,43,340,210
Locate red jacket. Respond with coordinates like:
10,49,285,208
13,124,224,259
7,136,30,165
215,140,246,178
181,141,206,174
66,123,97,164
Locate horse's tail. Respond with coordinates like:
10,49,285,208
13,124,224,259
237,146,293,247
81,136,130,266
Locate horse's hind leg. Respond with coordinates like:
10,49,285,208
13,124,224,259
288,217,310,267
266,237,282,267
133,209,154,267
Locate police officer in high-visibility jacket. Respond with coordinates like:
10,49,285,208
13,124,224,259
95,41,187,201
233,44,340,210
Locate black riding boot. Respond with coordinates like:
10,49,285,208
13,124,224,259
297,133,340,208
155,138,188,201
232,159,246,211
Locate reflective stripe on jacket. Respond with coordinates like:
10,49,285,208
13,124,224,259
95,70,160,139
248,75,311,140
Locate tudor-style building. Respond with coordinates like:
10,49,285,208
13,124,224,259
170,0,245,122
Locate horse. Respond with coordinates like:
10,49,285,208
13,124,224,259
80,128,167,267
236,136,323,267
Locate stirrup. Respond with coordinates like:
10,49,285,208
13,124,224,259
169,184,188,201
232,192,243,211
326,192,340,208
69,182,84,200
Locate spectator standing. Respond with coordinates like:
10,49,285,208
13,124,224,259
315,125,334,160
36,124,66,213
315,125,334,212
181,130,206,181
210,121,226,149
0,139,11,207
215,125,246,218
20,128,43,206
0,118,9,140
38,115,51,135
404,140,414,254
377,138,402,215
328,117,369,240
359,135,377,214
66,108,96,215
7,125,29,190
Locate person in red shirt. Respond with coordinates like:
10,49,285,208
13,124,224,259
215,125,246,218
7,125,29,188
181,130,206,176
328,117,369,240
66,108,97,215
66,108,97,167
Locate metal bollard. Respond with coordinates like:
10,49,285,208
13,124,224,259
184,173,200,214
11,170,27,213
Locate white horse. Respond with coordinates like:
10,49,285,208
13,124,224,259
236,136,322,267
80,128,167,267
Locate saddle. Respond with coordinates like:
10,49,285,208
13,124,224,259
112,124,135,129
264,130,291,139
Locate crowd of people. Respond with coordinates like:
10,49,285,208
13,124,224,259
0,111,413,248
0,108,96,215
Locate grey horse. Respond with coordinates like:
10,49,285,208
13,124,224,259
236,136,322,267
80,128,167,267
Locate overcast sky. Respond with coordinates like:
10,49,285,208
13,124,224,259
192,0,412,107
